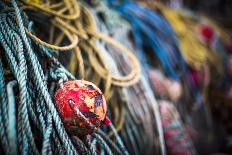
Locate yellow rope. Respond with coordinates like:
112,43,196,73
25,27,78,51
21,0,80,20
21,0,141,92
145,2,220,71
160,8,209,70
109,101,125,137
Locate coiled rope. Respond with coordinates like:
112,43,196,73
0,1,129,154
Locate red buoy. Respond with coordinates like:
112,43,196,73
54,80,109,136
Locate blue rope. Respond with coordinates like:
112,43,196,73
106,0,205,103
90,139,97,155
107,0,187,81
97,130,124,155
0,11,39,155
93,133,113,155
6,80,17,155
0,58,10,155
42,114,53,155
10,1,77,154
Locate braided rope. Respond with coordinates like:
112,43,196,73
0,1,130,154
0,58,10,154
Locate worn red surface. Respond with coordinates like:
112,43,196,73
54,80,108,135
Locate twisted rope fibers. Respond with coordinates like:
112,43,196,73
17,2,144,155
22,0,141,89
0,1,129,154
86,3,165,154
11,0,76,153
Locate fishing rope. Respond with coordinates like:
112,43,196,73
105,1,226,155
105,0,202,103
0,1,129,154
1,0,228,155
158,100,197,155
107,0,187,81
21,0,141,90
22,0,80,20
145,1,225,121
147,2,221,71
85,2,165,154
141,2,232,154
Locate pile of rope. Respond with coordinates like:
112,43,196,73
106,0,232,154
0,0,145,154
85,2,165,154
1,0,232,155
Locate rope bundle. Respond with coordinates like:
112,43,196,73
22,0,141,90
108,0,187,80
0,0,231,155
0,0,134,154
106,0,231,154
86,2,165,154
